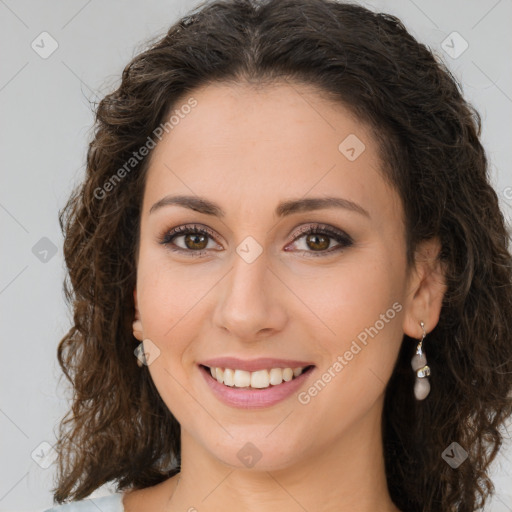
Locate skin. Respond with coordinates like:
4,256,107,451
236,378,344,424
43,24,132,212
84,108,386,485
127,81,446,512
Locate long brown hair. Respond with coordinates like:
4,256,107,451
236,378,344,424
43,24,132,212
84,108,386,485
53,1,512,510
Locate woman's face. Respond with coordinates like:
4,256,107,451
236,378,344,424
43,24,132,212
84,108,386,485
133,81,436,471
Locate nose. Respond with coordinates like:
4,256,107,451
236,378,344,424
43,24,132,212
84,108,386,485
212,249,288,342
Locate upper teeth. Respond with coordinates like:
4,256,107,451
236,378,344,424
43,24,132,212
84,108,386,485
209,366,306,388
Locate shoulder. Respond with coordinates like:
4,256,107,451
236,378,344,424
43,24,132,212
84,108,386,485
42,493,124,512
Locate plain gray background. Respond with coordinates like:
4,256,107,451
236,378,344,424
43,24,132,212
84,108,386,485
1,0,511,511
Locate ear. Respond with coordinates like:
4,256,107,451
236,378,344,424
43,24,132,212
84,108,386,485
402,237,447,338
133,288,144,341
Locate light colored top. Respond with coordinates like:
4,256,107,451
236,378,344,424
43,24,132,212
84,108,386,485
42,492,125,512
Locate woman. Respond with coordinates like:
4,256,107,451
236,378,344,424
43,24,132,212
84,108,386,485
44,0,512,511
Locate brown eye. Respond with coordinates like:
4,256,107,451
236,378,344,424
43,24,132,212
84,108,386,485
305,233,330,251
286,224,353,257
160,224,220,256
183,232,209,250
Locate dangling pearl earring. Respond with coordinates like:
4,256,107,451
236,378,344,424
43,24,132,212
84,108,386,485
133,325,146,367
134,340,146,367
411,321,431,400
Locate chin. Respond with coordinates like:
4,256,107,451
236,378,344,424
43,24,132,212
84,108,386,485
204,433,308,471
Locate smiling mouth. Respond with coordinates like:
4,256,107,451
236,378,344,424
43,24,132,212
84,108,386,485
200,364,315,389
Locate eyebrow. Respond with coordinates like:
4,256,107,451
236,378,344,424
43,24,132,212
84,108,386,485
149,194,370,219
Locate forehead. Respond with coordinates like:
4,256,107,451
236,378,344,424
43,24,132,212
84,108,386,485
142,81,403,227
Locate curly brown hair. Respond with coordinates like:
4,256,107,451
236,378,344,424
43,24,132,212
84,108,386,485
52,0,512,510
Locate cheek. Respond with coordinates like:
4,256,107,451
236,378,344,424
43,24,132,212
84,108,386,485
299,249,404,410
300,245,402,342
136,250,206,424
136,243,211,337
135,246,223,389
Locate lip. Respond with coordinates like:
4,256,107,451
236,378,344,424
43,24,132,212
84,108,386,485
198,364,316,409
199,357,314,372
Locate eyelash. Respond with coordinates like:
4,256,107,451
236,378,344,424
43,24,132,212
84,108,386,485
158,223,353,258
